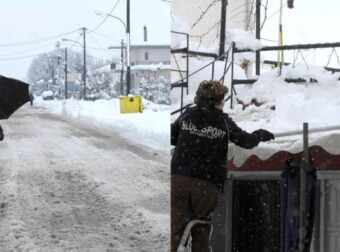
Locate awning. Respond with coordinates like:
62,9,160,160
227,131,340,171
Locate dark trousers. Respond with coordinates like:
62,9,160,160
171,175,219,252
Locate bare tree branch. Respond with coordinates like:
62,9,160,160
190,20,221,48
191,0,221,29
260,0,269,30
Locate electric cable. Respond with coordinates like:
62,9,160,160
0,29,79,47
88,0,121,34
0,42,56,57
91,31,121,43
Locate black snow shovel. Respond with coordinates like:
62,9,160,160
0,75,30,119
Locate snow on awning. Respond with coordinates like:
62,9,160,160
227,132,340,171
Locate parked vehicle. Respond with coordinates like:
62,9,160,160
42,91,54,100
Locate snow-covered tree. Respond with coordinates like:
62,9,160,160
139,74,170,105
27,49,94,97
86,71,120,100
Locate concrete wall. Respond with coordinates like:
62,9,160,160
172,0,252,48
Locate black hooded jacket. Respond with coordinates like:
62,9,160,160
171,106,265,189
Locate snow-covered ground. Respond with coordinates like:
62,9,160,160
0,101,170,251
35,97,170,151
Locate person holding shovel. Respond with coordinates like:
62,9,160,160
171,80,274,252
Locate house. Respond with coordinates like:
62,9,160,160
109,27,170,97
130,42,170,66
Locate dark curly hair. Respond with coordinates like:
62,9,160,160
194,80,229,107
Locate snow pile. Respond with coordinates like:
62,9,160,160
226,29,263,51
171,57,247,115
226,63,340,166
35,98,170,150
171,16,262,62
229,131,340,167
235,64,340,132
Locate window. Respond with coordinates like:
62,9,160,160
144,52,149,60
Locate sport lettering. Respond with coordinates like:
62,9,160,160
181,121,226,139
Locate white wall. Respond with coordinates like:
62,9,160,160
171,0,252,48
131,46,170,65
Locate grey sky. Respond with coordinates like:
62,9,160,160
0,0,170,80
261,0,340,67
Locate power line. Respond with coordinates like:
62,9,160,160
88,0,121,34
0,42,56,57
63,33,82,51
0,52,49,61
0,35,82,61
91,31,121,43
0,29,79,48
64,42,113,52
89,33,111,53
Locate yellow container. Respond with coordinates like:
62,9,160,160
119,95,143,113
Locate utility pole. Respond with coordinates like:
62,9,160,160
126,0,131,95
82,27,87,100
56,42,61,95
219,0,228,57
255,0,261,75
64,48,68,99
120,39,125,96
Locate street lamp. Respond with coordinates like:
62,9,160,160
62,33,87,100
95,8,131,95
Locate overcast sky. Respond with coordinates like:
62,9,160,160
0,0,170,80
261,0,340,67
261,0,339,44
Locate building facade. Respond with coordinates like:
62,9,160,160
171,0,253,48
130,43,170,66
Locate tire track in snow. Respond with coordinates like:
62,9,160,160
0,105,170,252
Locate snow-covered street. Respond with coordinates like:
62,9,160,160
0,104,169,251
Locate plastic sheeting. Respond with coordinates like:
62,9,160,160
280,157,316,252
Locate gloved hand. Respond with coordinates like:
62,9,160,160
254,129,274,142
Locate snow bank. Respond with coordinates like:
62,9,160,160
235,64,340,132
35,98,170,151
227,29,263,51
226,64,340,167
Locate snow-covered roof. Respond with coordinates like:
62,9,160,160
131,64,171,71
131,41,170,47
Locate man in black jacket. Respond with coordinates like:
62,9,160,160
171,80,274,252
